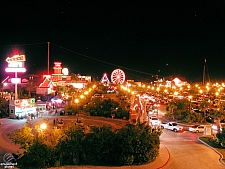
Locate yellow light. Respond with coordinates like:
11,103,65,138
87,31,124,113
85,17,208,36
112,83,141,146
84,91,88,95
75,98,79,103
199,90,203,94
174,91,178,96
216,92,219,96
151,87,154,90
40,123,47,130
80,95,84,99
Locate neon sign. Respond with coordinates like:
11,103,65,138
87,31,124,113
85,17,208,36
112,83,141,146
11,78,21,84
6,55,26,63
5,55,26,73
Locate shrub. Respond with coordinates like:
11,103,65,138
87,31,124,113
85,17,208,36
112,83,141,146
13,123,161,168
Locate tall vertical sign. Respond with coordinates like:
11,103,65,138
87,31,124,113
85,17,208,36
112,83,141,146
5,55,26,99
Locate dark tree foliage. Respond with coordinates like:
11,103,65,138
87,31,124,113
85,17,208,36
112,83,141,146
17,140,54,169
17,123,161,168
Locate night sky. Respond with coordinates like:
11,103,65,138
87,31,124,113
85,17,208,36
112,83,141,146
1,1,225,82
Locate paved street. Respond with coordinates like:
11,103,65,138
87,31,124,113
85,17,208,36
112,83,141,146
0,111,225,169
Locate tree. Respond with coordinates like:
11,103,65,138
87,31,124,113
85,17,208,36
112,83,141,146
168,101,177,120
7,126,35,151
26,81,36,98
209,109,225,133
0,97,9,117
199,99,210,122
56,124,85,165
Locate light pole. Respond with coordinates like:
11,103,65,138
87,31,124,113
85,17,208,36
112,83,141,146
75,98,79,114
188,96,192,113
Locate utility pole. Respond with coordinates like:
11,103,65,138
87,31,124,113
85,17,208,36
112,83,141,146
47,42,50,75
203,58,210,85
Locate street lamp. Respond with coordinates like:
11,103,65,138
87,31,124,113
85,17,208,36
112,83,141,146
40,123,47,131
75,98,79,114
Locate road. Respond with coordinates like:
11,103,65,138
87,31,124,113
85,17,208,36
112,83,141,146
0,109,225,168
158,104,225,169
161,129,225,169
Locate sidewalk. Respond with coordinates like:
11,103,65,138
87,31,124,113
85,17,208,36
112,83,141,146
48,143,170,169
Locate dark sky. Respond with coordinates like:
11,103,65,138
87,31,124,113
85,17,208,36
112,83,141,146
1,0,225,82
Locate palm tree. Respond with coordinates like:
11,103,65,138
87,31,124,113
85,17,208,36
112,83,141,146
199,99,210,123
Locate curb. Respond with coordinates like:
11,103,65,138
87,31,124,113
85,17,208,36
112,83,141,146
197,137,225,166
157,143,170,169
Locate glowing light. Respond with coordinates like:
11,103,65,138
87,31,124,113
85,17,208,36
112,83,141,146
11,78,21,84
188,96,192,100
6,55,26,63
1,76,9,83
75,98,79,103
62,68,69,75
40,123,47,130
5,67,26,72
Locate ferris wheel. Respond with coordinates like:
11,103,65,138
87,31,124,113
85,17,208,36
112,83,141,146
111,69,125,84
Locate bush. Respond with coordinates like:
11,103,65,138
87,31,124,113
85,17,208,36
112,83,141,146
15,123,161,168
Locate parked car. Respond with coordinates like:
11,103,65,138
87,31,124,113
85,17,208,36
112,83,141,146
150,116,161,127
164,122,183,132
189,125,205,133
160,122,168,129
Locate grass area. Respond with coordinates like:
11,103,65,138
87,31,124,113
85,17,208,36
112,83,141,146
199,137,225,162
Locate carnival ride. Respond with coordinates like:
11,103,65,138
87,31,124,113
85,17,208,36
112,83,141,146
111,69,125,84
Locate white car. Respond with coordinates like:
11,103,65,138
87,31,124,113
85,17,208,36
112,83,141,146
164,122,183,132
189,125,205,133
160,122,168,129
150,116,161,126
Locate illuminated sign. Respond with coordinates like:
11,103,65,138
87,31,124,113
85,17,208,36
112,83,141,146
8,62,24,68
6,55,26,63
14,100,21,105
5,55,26,73
5,68,26,72
11,78,21,84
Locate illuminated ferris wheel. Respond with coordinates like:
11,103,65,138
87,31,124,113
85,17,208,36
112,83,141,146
111,69,125,84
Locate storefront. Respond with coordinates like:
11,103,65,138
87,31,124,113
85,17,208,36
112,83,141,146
9,98,36,119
